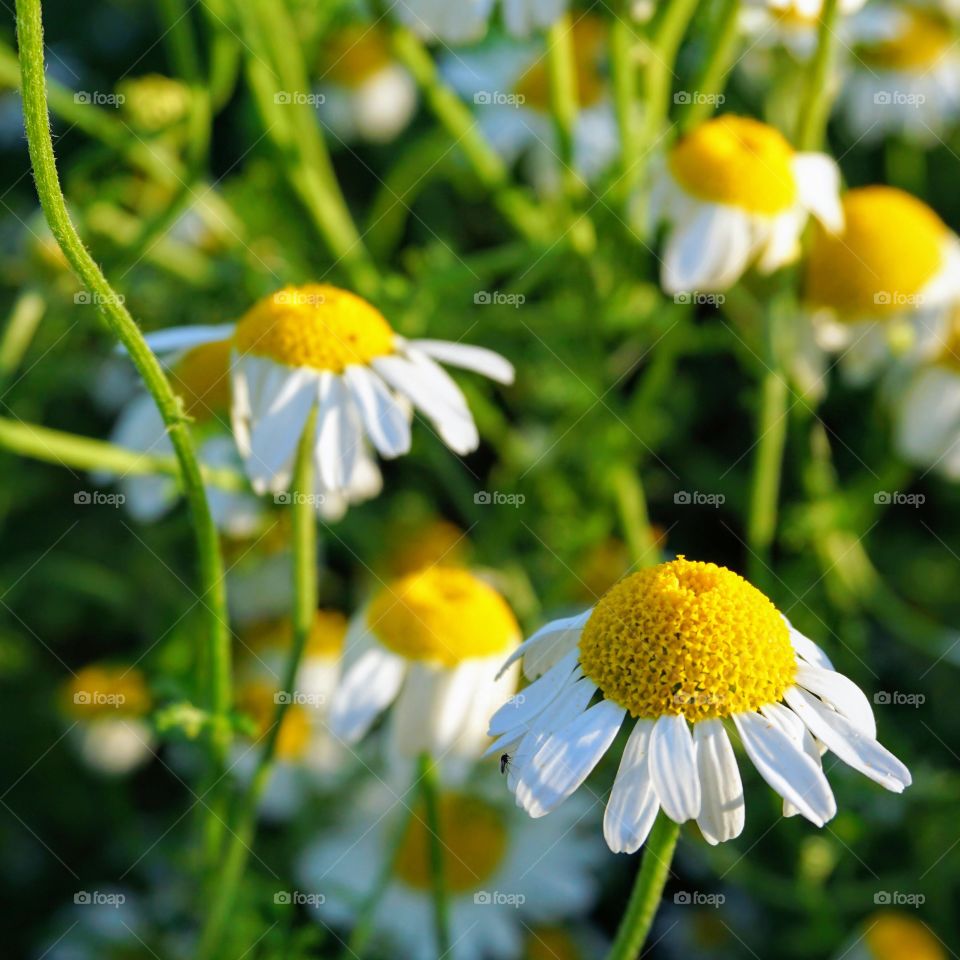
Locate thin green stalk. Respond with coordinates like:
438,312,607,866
546,14,581,196
15,0,232,771
612,464,658,570
795,0,840,150
197,419,318,960
0,289,45,384
418,752,451,958
0,416,246,490
610,0,639,185
606,814,680,960
680,0,741,131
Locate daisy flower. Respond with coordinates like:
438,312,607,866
740,0,867,60
443,16,619,192
487,557,911,852
394,0,568,44
62,664,154,776
108,336,262,536
840,4,960,144
839,910,947,960
144,284,514,520
297,774,603,960
802,185,960,385
329,566,520,770
652,115,843,294
315,25,417,144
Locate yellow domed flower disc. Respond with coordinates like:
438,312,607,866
170,338,232,421
233,284,396,373
864,911,946,960
515,16,607,111
805,186,947,318
394,792,508,893
63,665,152,720
525,927,582,960
860,10,952,71
366,567,519,666
237,680,312,761
322,26,393,87
669,115,798,215
578,557,796,721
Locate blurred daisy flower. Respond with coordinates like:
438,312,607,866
840,4,960,144
329,566,520,770
62,664,154,776
144,284,514,520
839,911,946,960
487,557,911,852
740,0,867,59
297,775,603,960
395,0,568,44
117,73,192,132
109,336,262,535
444,16,618,192
652,115,843,294
315,25,417,144
382,515,470,576
802,186,960,385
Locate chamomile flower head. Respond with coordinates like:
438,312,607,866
394,0,568,44
109,335,262,535
315,25,417,144
740,0,866,58
487,557,911,853
840,911,947,960
802,186,960,383
444,16,618,192
329,566,521,770
652,115,843,294
840,4,960,143
143,284,514,521
297,774,603,960
62,664,154,776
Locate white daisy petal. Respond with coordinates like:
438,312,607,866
784,686,912,792
761,701,824,817
516,699,625,818
603,719,660,854
786,621,835,671
733,711,836,826
648,714,701,823
409,339,515,384
315,374,359,492
343,365,411,459
487,648,580,736
662,204,753,294
795,662,877,738
328,646,407,743
694,719,745,844
495,609,591,680
141,324,235,355
793,153,844,232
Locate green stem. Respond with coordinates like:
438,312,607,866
612,464,658,570
610,0,639,186
546,14,581,196
795,0,840,150
606,814,680,960
0,416,246,490
197,419,318,960
15,0,232,770
0,289,45,384
418,752,451,958
679,0,741,131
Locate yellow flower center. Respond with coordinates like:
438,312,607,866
394,793,508,892
514,16,607,111
805,186,947,318
772,5,819,28
170,338,232,422
578,557,797,721
865,911,946,960
385,519,469,576
669,115,798,215
321,26,393,87
63,665,151,720
233,284,395,373
860,10,952,71
237,680,312,761
525,927,582,960
366,567,519,666
239,610,347,659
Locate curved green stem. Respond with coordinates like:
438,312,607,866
606,815,680,960
680,0,741,131
197,418,318,960
418,752,451,958
546,14,581,197
15,0,232,768
795,0,840,150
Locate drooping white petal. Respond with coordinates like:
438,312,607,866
793,153,844,233
342,365,411,458
694,719,745,844
315,374,359,492
662,203,753,294
328,646,407,743
894,366,960,471
760,700,824,817
408,339,515,384
141,324,236,356
795,662,876,738
786,620,835,671
603,719,660,854
648,714,701,822
733,711,836,826
487,648,580,736
495,609,591,680
515,699,625,818
755,209,805,274
784,687,912,792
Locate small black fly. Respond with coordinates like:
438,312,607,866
499,753,511,775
